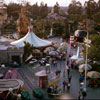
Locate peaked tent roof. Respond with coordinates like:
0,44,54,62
70,47,83,60
11,27,52,47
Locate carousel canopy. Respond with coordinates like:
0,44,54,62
11,27,52,47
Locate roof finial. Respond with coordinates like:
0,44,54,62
28,26,33,32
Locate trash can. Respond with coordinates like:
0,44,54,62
32,88,43,98
21,90,30,100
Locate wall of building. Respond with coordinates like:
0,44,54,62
0,47,24,64
0,50,8,64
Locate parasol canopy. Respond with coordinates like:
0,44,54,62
87,71,100,78
57,46,66,53
44,47,54,54
53,43,60,48
60,42,67,50
32,49,40,55
75,59,85,66
49,51,58,56
60,42,67,47
79,64,92,71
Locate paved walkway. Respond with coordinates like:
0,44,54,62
1,37,100,99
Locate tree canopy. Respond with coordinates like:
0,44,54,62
83,35,100,63
1,0,100,38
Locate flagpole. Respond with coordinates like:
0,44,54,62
84,31,88,91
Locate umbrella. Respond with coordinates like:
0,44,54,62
53,43,60,48
33,49,40,55
57,46,66,53
79,64,92,71
60,42,67,47
75,59,85,66
49,51,58,56
44,47,54,54
87,71,100,78
60,42,67,50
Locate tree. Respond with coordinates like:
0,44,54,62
33,19,51,38
23,42,34,62
68,0,83,15
53,19,64,36
7,3,22,20
54,2,60,14
92,12,100,23
31,3,40,19
84,0,98,19
17,8,30,36
39,2,49,18
83,35,100,63
67,0,83,33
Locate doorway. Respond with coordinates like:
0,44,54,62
12,55,20,64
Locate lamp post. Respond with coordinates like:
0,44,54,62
84,31,91,91
84,32,88,91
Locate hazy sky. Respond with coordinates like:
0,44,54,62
4,0,99,6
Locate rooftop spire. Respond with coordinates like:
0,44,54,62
28,26,33,32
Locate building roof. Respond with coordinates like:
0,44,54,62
0,45,8,50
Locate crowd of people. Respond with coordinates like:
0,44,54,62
47,85,61,96
46,46,89,100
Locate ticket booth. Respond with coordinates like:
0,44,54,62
35,70,48,88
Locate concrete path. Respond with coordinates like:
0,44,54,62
2,37,100,99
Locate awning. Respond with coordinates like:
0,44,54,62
35,70,47,77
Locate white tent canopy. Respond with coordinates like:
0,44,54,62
35,70,47,76
71,47,83,60
70,55,83,60
11,27,52,47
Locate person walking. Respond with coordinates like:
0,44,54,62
68,75,72,83
67,82,70,90
54,60,57,67
67,66,70,77
63,80,66,91
82,88,87,100
66,80,70,91
47,86,52,94
78,91,82,100
79,74,84,83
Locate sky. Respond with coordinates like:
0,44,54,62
4,0,99,6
